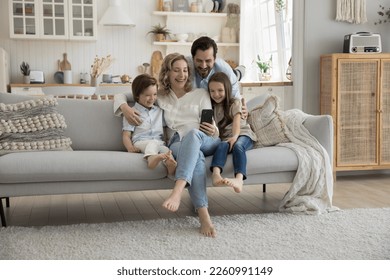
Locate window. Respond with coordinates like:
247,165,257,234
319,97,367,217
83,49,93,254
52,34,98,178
240,0,293,82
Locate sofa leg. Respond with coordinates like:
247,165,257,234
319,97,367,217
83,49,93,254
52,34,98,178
0,198,6,227
263,184,266,193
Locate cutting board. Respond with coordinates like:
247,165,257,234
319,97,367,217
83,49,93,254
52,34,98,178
151,51,163,80
60,53,71,70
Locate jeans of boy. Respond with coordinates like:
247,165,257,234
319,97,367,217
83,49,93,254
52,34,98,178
210,135,253,180
168,129,221,209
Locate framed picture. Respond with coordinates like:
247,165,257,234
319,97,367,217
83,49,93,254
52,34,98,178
173,0,189,12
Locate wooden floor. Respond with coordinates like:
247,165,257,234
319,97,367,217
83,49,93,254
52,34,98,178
1,174,390,227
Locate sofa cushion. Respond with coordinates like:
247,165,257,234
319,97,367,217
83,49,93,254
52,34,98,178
248,95,289,148
0,96,72,155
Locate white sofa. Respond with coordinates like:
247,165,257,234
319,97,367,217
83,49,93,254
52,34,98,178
0,92,333,227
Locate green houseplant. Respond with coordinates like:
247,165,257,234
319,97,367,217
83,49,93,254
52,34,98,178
147,23,171,42
255,54,272,81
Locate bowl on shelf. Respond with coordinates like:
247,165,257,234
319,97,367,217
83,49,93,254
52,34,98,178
175,33,188,43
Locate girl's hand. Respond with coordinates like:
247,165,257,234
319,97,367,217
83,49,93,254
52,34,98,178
227,135,239,151
200,122,216,136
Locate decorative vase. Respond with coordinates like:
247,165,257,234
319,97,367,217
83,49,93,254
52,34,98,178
23,75,30,84
90,76,98,87
258,71,271,81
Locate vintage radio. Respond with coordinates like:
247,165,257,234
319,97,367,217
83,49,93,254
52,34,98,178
343,32,382,53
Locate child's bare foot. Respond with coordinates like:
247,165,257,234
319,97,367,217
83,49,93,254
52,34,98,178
198,207,216,237
164,151,177,176
224,177,244,193
162,183,185,212
212,172,225,186
147,154,166,169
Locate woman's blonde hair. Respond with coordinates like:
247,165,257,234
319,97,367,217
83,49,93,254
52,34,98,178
158,53,192,95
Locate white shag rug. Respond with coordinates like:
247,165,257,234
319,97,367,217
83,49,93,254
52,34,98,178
1,208,389,260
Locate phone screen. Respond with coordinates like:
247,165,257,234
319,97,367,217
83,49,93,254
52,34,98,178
200,109,213,124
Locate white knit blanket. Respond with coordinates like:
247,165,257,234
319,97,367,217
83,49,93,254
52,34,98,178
277,109,338,214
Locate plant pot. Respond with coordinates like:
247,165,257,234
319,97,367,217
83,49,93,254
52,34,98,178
23,75,30,84
258,72,271,81
155,33,165,42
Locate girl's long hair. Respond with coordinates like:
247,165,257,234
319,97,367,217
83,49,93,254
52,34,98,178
158,53,192,95
208,72,236,134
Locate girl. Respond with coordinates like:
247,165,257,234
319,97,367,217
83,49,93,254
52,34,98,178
208,72,257,193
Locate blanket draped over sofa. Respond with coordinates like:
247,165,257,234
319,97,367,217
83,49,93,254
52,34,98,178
277,109,337,214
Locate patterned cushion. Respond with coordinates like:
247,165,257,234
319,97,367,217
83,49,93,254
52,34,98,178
0,97,72,155
247,95,289,148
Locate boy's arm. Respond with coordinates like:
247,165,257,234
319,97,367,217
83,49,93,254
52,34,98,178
122,131,141,153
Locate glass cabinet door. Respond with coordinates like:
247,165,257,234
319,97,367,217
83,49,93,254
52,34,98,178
69,0,97,40
9,0,40,38
41,0,68,39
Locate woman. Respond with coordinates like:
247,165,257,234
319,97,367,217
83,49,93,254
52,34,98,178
115,53,220,237
157,53,221,237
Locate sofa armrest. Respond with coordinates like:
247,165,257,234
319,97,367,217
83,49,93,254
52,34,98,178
303,114,333,163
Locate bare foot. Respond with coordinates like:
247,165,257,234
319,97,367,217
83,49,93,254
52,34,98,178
198,207,216,238
164,151,177,176
147,154,166,169
162,181,185,212
224,177,244,193
212,172,225,186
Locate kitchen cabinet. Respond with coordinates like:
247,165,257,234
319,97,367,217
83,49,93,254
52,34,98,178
320,53,390,172
152,11,239,63
240,82,291,110
9,0,97,41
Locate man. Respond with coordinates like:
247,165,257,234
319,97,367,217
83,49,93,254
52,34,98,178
114,36,246,125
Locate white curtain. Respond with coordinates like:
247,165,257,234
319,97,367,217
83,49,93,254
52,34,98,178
335,0,367,24
239,0,263,81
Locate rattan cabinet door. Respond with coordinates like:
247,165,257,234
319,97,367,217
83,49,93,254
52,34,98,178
337,59,379,167
380,59,390,165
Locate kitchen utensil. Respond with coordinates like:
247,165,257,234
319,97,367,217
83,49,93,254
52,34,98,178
151,51,163,80
143,63,150,74
54,59,64,84
120,74,130,83
60,53,71,71
102,74,120,83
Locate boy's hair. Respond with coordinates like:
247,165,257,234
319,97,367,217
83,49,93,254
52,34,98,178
208,71,235,133
158,53,192,95
131,74,158,102
191,36,218,59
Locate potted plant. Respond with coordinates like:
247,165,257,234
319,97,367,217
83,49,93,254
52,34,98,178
255,54,272,81
147,23,171,42
20,61,31,84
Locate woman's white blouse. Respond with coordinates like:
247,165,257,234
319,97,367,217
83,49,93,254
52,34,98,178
157,88,212,139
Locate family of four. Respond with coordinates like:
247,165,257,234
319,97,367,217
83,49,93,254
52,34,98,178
113,37,256,238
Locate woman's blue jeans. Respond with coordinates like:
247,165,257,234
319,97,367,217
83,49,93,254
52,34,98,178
210,135,253,180
168,129,221,209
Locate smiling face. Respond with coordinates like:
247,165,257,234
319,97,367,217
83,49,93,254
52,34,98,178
168,59,189,92
208,80,226,104
193,47,215,78
138,85,158,109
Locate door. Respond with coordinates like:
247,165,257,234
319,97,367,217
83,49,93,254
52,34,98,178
336,59,379,167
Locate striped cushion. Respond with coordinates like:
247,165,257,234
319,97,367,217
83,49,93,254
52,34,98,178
248,95,289,148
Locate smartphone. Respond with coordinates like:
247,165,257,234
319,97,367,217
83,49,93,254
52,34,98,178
200,109,213,124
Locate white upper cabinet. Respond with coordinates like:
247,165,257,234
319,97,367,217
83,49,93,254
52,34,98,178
9,0,97,40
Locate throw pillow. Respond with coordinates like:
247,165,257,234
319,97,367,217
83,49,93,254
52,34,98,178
247,95,289,148
0,97,72,155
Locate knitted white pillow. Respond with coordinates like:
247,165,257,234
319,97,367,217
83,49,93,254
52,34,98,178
0,97,72,155
247,95,289,148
